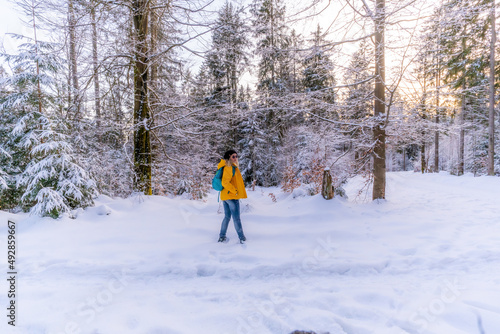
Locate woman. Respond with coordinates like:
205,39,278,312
217,149,248,244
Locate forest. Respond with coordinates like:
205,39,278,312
0,0,498,218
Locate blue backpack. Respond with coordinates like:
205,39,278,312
212,165,236,191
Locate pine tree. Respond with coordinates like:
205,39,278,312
14,115,97,217
438,0,491,175
412,32,441,173
341,39,374,168
204,1,251,150
343,40,373,121
249,0,299,186
238,98,269,185
251,0,291,92
288,29,304,94
487,0,496,175
301,24,336,126
1,38,97,217
206,2,250,105
302,25,335,96
418,5,447,173
0,72,10,193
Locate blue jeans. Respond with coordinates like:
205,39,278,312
220,199,246,240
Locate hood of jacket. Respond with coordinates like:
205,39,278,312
217,159,227,169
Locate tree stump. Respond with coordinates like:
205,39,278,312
321,169,334,200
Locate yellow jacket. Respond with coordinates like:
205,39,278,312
218,159,247,201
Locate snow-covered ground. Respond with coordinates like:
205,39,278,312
1,171,500,334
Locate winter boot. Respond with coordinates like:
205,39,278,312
218,236,229,243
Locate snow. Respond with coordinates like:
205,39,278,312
2,172,500,334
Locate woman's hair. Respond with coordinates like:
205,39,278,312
224,149,238,168
223,150,237,160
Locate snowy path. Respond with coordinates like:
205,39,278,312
1,172,500,334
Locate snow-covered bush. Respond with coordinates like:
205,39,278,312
281,163,301,193
279,125,351,198
29,187,69,218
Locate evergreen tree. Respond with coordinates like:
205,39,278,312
0,38,97,217
438,0,491,175
301,25,336,125
343,40,373,121
341,39,374,165
238,97,269,185
302,25,335,96
417,5,447,173
204,1,251,150
487,0,496,175
206,2,250,104
0,66,12,194
249,0,299,186
250,0,291,92
14,114,97,217
288,29,304,94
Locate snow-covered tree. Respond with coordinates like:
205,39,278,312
342,40,373,122
302,25,335,96
238,96,270,185
251,0,291,92
206,2,250,104
13,115,97,217
1,36,97,217
437,0,491,175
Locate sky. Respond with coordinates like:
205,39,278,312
0,0,28,53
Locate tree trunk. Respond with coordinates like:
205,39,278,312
403,148,406,171
270,1,275,87
434,69,440,173
372,0,386,200
68,0,80,121
458,95,465,176
149,3,158,92
434,9,441,173
421,61,427,174
91,4,101,129
458,37,466,176
488,1,496,176
322,169,334,200
133,0,152,195
31,2,42,115
421,143,426,173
